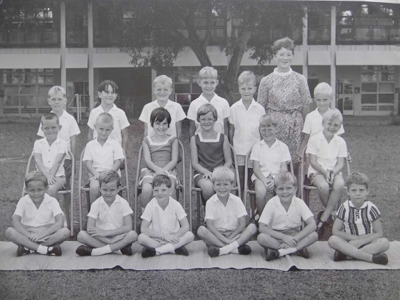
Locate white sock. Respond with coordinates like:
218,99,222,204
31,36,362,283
156,243,175,255
220,241,239,255
278,247,297,257
92,245,112,256
113,250,122,255
37,244,48,255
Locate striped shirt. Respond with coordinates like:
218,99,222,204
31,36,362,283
336,200,380,236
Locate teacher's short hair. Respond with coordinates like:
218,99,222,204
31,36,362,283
272,37,295,55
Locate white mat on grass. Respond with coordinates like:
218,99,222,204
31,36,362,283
0,241,399,271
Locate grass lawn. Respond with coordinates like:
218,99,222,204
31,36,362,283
0,117,399,300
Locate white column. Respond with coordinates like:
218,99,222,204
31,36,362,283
88,0,94,111
60,1,67,90
330,5,337,108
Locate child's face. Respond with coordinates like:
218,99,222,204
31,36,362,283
153,118,169,136
239,82,257,102
98,84,117,106
41,118,61,141
275,182,296,204
198,78,218,96
314,93,331,112
48,92,67,112
259,122,277,142
322,118,342,138
213,180,233,199
26,180,48,204
274,47,293,72
153,82,172,102
198,111,216,131
95,120,113,142
100,180,119,202
153,183,171,202
347,183,369,208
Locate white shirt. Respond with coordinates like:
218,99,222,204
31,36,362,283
187,94,230,134
13,194,63,227
303,108,345,137
139,99,186,137
250,139,291,181
306,132,347,176
33,137,68,177
205,193,247,232
229,99,265,156
141,197,187,234
88,195,133,231
259,195,313,231
87,104,130,144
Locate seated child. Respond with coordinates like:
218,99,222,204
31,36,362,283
257,171,318,261
5,171,70,256
190,103,232,202
139,107,179,208
138,174,194,257
83,112,125,204
229,71,265,204
251,114,291,216
197,166,257,257
187,66,230,137
76,170,137,256
33,113,68,198
139,75,186,138
306,109,347,239
328,172,390,265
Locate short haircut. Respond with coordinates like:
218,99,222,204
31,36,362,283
48,86,66,98
41,113,59,125
259,113,277,127
25,171,48,187
152,174,172,189
238,71,256,87
272,37,295,55
97,80,118,94
322,108,343,124
98,170,121,187
274,171,298,188
198,66,218,80
153,75,173,88
96,112,114,125
211,166,235,184
346,171,369,189
314,82,332,97
197,103,218,122
150,107,172,127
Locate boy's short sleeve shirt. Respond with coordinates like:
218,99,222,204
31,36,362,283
259,196,313,230
306,132,348,176
13,194,63,227
205,193,247,232
141,197,187,234
139,100,186,137
82,138,125,173
87,104,130,144
33,137,68,177
229,99,265,156
88,195,133,231
250,139,291,180
187,94,230,134
302,108,345,137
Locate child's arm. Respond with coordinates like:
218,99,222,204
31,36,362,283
84,160,100,179
162,138,179,172
142,140,165,174
88,215,133,237
190,136,212,178
87,128,94,142
259,222,298,248
140,219,179,244
111,159,122,172
252,161,274,191
223,117,229,137
226,216,246,241
48,153,66,181
33,153,52,181
222,135,232,168
293,216,317,242
331,218,359,241
12,215,33,238
205,219,232,245
121,128,129,156
228,123,235,145
279,161,289,173
297,133,310,162
332,157,345,178
172,216,190,238
31,213,64,242
189,120,196,138
349,219,385,249
309,154,330,180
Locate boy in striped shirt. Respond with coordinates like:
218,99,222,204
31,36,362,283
328,172,390,265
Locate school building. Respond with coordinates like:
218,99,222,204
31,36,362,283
0,0,399,118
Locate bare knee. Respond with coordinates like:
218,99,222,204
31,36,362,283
59,227,70,239
77,230,89,243
186,231,195,242
317,182,330,195
126,230,138,242
328,235,342,249
5,227,17,240
247,223,258,235
137,233,149,244
257,233,272,245
377,238,390,252
197,225,208,238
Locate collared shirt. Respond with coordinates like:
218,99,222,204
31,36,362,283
82,138,125,172
306,132,347,176
303,108,345,137
13,193,63,227
250,139,291,180
187,94,230,134
139,99,186,137
205,193,247,232
88,195,133,231
259,195,313,231
87,104,130,144
141,197,187,234
229,99,265,156
33,137,68,177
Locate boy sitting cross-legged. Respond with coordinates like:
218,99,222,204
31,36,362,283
76,170,137,256
138,174,195,258
328,172,390,265
197,166,257,257
257,171,318,261
5,171,70,257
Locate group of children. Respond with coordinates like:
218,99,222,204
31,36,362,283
5,66,390,265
